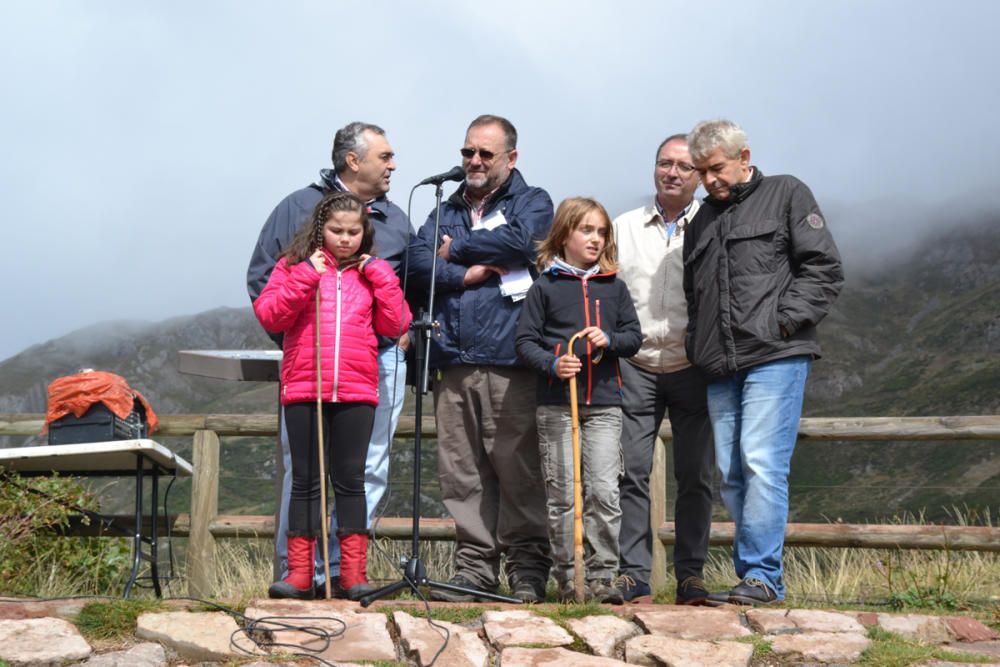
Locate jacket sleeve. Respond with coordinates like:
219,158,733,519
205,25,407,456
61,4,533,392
449,187,554,266
682,226,698,359
364,258,414,339
608,280,643,358
252,259,321,334
776,180,845,336
413,214,469,294
247,195,311,304
515,282,557,377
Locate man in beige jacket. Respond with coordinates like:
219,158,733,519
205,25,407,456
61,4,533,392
612,134,715,604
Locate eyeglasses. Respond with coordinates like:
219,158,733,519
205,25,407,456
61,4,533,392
656,159,696,176
460,147,509,161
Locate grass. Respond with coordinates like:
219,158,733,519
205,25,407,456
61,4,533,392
736,634,774,660
75,599,166,641
858,627,995,666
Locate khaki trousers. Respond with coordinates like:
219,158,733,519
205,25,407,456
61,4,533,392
434,365,552,588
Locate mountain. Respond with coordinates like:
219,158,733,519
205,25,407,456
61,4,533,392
1,224,998,522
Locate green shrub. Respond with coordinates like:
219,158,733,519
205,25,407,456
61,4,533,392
0,472,130,596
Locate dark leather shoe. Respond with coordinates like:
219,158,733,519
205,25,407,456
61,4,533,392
614,576,652,603
512,577,547,603
675,576,714,606
313,576,341,599
728,577,778,605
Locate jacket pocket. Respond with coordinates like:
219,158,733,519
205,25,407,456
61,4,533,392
726,218,781,275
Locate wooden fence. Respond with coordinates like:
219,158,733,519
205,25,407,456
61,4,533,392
2,413,999,597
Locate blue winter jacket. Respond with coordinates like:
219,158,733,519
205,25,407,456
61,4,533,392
413,169,554,368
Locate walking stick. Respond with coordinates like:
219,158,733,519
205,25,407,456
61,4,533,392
316,288,332,600
566,332,586,603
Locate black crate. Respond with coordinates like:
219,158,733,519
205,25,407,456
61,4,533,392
48,401,148,445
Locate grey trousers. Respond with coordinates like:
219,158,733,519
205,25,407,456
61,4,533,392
618,361,714,585
434,365,552,589
536,404,623,585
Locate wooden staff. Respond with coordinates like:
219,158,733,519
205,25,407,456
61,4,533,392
316,288,332,599
567,332,586,603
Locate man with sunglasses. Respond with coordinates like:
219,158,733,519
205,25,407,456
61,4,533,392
414,114,554,602
612,134,715,605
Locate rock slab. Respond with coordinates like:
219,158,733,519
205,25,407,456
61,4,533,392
246,600,396,663
136,610,263,662
877,613,952,644
394,610,488,667
633,608,750,641
769,630,872,663
500,646,628,666
945,616,999,642
482,610,574,648
747,608,865,635
624,634,753,667
566,614,642,657
82,642,166,667
0,617,92,666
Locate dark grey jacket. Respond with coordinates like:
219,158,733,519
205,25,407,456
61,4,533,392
682,169,843,378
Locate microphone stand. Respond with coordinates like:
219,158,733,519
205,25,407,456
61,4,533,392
360,180,520,606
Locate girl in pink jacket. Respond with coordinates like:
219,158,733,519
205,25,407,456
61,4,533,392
254,192,412,600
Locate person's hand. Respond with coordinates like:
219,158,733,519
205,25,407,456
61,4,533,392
576,325,609,349
309,249,327,274
358,253,374,274
397,331,411,352
437,234,453,260
463,264,508,286
554,353,582,379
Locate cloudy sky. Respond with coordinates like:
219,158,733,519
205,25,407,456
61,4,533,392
2,1,998,360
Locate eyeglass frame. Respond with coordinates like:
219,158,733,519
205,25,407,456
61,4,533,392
656,159,696,176
460,147,511,162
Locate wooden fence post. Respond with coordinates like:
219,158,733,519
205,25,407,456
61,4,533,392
650,436,668,595
189,429,219,598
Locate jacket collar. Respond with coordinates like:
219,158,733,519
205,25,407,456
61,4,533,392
318,168,392,218
705,167,764,206
641,197,699,229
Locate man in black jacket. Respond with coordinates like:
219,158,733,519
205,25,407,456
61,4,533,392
683,119,843,605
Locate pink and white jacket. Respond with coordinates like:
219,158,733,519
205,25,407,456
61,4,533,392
253,249,412,406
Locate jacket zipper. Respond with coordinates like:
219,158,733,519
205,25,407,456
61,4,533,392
332,269,343,401
581,279,593,405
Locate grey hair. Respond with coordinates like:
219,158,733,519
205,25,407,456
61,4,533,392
332,122,386,172
655,133,688,162
687,119,748,162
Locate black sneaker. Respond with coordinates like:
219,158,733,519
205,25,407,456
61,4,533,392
728,577,778,606
558,581,593,603
429,575,496,602
511,577,547,603
675,576,714,606
313,576,341,599
614,575,652,603
588,579,624,605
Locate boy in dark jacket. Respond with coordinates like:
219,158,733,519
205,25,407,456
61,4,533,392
516,197,642,603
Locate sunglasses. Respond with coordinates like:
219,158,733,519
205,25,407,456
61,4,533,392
459,147,509,161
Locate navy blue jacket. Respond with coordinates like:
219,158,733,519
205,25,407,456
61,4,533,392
246,169,431,345
515,267,642,406
413,169,554,368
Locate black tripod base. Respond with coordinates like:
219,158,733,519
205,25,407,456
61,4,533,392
359,556,521,607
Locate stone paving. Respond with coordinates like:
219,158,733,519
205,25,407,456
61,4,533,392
0,596,998,666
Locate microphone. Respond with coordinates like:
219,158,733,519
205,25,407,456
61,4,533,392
417,165,465,186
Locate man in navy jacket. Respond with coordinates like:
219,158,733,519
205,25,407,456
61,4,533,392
414,115,554,602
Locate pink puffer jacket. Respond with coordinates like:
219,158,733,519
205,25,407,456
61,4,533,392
253,249,412,406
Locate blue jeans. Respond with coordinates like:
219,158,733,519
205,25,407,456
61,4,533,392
276,344,407,583
706,356,810,600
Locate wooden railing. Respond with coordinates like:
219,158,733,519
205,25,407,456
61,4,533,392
3,413,999,597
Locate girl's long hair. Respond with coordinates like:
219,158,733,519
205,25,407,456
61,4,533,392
535,197,618,273
282,191,374,268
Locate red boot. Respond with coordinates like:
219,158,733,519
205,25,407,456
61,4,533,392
338,532,373,601
268,535,316,599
